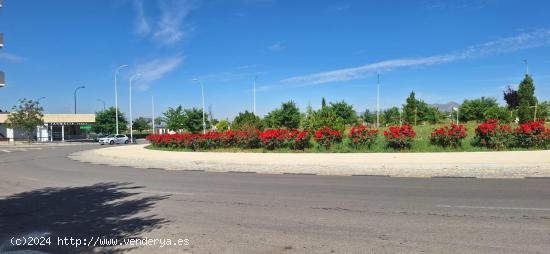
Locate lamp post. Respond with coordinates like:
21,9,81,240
523,59,529,76
192,78,207,134
97,99,106,111
453,107,459,124
376,73,380,128
151,96,155,135
253,76,257,115
114,64,129,135
74,85,85,114
129,73,142,142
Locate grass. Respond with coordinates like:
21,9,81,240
145,122,550,153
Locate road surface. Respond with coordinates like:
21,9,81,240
1,145,549,253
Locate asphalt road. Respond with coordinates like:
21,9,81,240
0,145,549,254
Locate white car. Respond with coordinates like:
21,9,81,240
99,134,129,145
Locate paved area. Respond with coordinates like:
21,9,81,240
71,144,550,178
1,145,550,253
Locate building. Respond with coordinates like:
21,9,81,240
0,113,95,142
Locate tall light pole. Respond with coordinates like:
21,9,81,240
523,60,529,76
253,76,257,115
74,85,85,114
129,73,142,142
97,99,106,111
114,64,129,135
376,73,380,128
192,78,207,134
151,96,155,135
453,107,459,124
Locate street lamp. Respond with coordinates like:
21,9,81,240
97,99,106,111
151,96,155,135
253,76,257,115
453,107,459,124
192,78,207,134
129,73,142,142
114,64,129,135
376,73,380,128
74,85,85,114
0,71,5,88
523,59,529,76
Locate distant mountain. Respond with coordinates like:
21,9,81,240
430,102,460,112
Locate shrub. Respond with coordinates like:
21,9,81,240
383,125,416,149
259,129,290,150
348,125,378,149
314,127,342,150
288,130,310,150
472,119,513,150
430,124,467,148
514,121,550,148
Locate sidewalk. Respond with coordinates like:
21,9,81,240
69,144,550,178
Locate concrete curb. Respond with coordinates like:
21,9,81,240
68,144,550,178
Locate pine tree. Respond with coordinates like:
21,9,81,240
517,75,537,123
403,91,417,125
321,97,327,108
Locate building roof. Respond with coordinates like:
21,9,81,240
0,114,95,124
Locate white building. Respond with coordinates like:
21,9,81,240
0,113,95,142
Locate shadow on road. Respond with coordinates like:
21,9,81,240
0,182,168,253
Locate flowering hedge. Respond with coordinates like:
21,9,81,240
383,125,416,149
514,121,550,149
348,125,378,148
430,124,467,148
472,119,513,150
314,127,343,150
258,129,311,150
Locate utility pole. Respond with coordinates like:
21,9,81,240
253,76,257,115
0,2,6,89
114,64,129,135
192,78,207,134
129,73,141,142
376,73,380,128
151,96,155,134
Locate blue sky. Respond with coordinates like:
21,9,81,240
1,0,550,120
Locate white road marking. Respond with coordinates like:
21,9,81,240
437,204,550,211
1,150,12,153
142,190,194,196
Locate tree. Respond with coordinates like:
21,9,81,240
132,117,149,133
232,111,262,130
216,119,230,131
537,101,550,121
301,106,345,132
154,117,163,126
321,97,327,108
503,86,519,110
163,106,186,132
328,101,358,125
183,107,210,133
403,91,418,125
383,107,401,125
484,106,512,123
6,99,44,143
517,75,537,123
264,101,301,129
458,97,498,122
93,107,128,134
362,109,376,125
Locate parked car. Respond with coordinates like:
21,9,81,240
98,134,129,145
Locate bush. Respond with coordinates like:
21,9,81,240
514,121,550,148
383,125,416,149
314,127,343,150
472,119,513,150
259,129,290,150
289,130,310,150
348,125,378,149
430,124,467,148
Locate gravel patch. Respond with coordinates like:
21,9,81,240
69,144,550,178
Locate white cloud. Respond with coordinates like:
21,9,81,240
275,29,550,87
0,52,26,62
133,0,197,46
132,55,184,90
268,42,285,52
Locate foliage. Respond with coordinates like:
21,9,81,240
216,119,230,131
163,106,186,132
348,125,378,148
503,86,519,109
483,106,512,123
328,101,359,125
232,111,262,131
314,127,343,150
513,121,550,148
132,117,150,133
183,107,210,133
383,107,401,125
362,109,377,125
472,119,513,150
384,125,416,149
430,124,467,148
517,75,538,123
403,91,418,125
259,129,290,150
6,99,44,142
459,97,498,122
93,107,128,134
263,101,301,129
301,106,345,132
